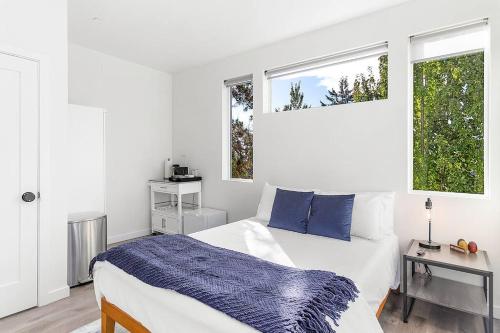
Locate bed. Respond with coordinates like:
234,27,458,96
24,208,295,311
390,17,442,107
93,217,400,333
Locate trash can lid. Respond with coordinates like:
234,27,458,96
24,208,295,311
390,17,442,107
68,211,106,224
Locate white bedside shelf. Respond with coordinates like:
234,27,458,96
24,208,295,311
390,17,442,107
149,180,201,234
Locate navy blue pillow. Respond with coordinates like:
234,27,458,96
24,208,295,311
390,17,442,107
268,188,314,233
307,194,355,241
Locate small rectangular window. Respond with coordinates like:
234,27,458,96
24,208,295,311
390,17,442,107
410,20,488,195
265,43,388,112
224,75,253,180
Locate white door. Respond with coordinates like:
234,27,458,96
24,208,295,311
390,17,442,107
0,52,39,318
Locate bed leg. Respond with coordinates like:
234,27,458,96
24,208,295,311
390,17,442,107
376,289,392,319
100,297,150,333
101,305,116,333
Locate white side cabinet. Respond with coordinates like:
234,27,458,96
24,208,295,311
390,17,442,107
149,181,202,234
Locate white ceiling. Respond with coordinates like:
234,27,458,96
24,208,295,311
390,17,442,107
69,0,410,73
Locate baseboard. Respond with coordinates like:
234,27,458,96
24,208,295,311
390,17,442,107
38,285,70,306
107,228,150,245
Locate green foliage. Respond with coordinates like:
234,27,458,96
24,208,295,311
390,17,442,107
320,55,388,106
353,55,388,102
230,82,253,179
231,82,253,111
231,118,253,179
275,82,310,112
320,76,353,106
377,54,388,99
413,52,484,194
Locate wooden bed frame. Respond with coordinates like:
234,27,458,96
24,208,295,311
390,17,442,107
100,288,397,333
101,298,149,333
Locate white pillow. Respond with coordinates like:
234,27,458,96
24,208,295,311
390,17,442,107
256,183,316,221
319,191,395,240
256,183,277,221
378,192,395,236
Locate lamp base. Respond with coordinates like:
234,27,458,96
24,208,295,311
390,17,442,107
419,240,441,250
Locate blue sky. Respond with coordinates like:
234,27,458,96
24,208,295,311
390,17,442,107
231,104,253,130
272,76,328,110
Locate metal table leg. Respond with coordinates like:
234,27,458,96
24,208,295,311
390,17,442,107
488,274,493,333
403,255,408,322
403,255,416,323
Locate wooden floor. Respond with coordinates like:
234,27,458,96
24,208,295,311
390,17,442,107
0,283,100,333
1,284,498,333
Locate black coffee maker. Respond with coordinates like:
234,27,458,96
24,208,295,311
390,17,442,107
169,164,202,182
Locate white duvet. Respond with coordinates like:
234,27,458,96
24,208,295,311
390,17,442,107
93,218,400,332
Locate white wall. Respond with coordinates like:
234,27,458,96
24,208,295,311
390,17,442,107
0,0,69,305
68,44,172,244
68,105,106,214
173,0,500,315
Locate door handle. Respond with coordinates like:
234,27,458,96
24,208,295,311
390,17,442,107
22,192,36,202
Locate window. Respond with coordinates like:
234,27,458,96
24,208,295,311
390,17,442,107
265,43,388,112
410,20,488,195
224,75,253,180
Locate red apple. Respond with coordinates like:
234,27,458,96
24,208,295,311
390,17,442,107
468,241,478,254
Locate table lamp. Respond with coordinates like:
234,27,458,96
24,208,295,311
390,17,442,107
419,198,441,249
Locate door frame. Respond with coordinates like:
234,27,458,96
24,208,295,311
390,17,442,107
0,44,53,307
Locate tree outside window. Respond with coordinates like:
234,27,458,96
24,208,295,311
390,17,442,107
270,52,388,112
413,52,484,194
230,81,253,179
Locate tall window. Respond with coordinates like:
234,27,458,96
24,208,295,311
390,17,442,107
265,43,388,112
224,75,253,180
410,20,488,195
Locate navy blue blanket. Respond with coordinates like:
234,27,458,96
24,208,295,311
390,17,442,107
90,234,358,333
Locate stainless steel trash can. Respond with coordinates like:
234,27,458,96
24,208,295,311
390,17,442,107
68,212,107,287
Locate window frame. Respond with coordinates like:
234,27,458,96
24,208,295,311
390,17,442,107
264,42,389,113
223,75,254,182
407,20,490,198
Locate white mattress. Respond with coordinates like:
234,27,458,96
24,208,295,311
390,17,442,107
93,217,400,332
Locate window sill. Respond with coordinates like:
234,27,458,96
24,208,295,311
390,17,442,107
263,98,389,115
223,178,254,183
408,189,489,200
